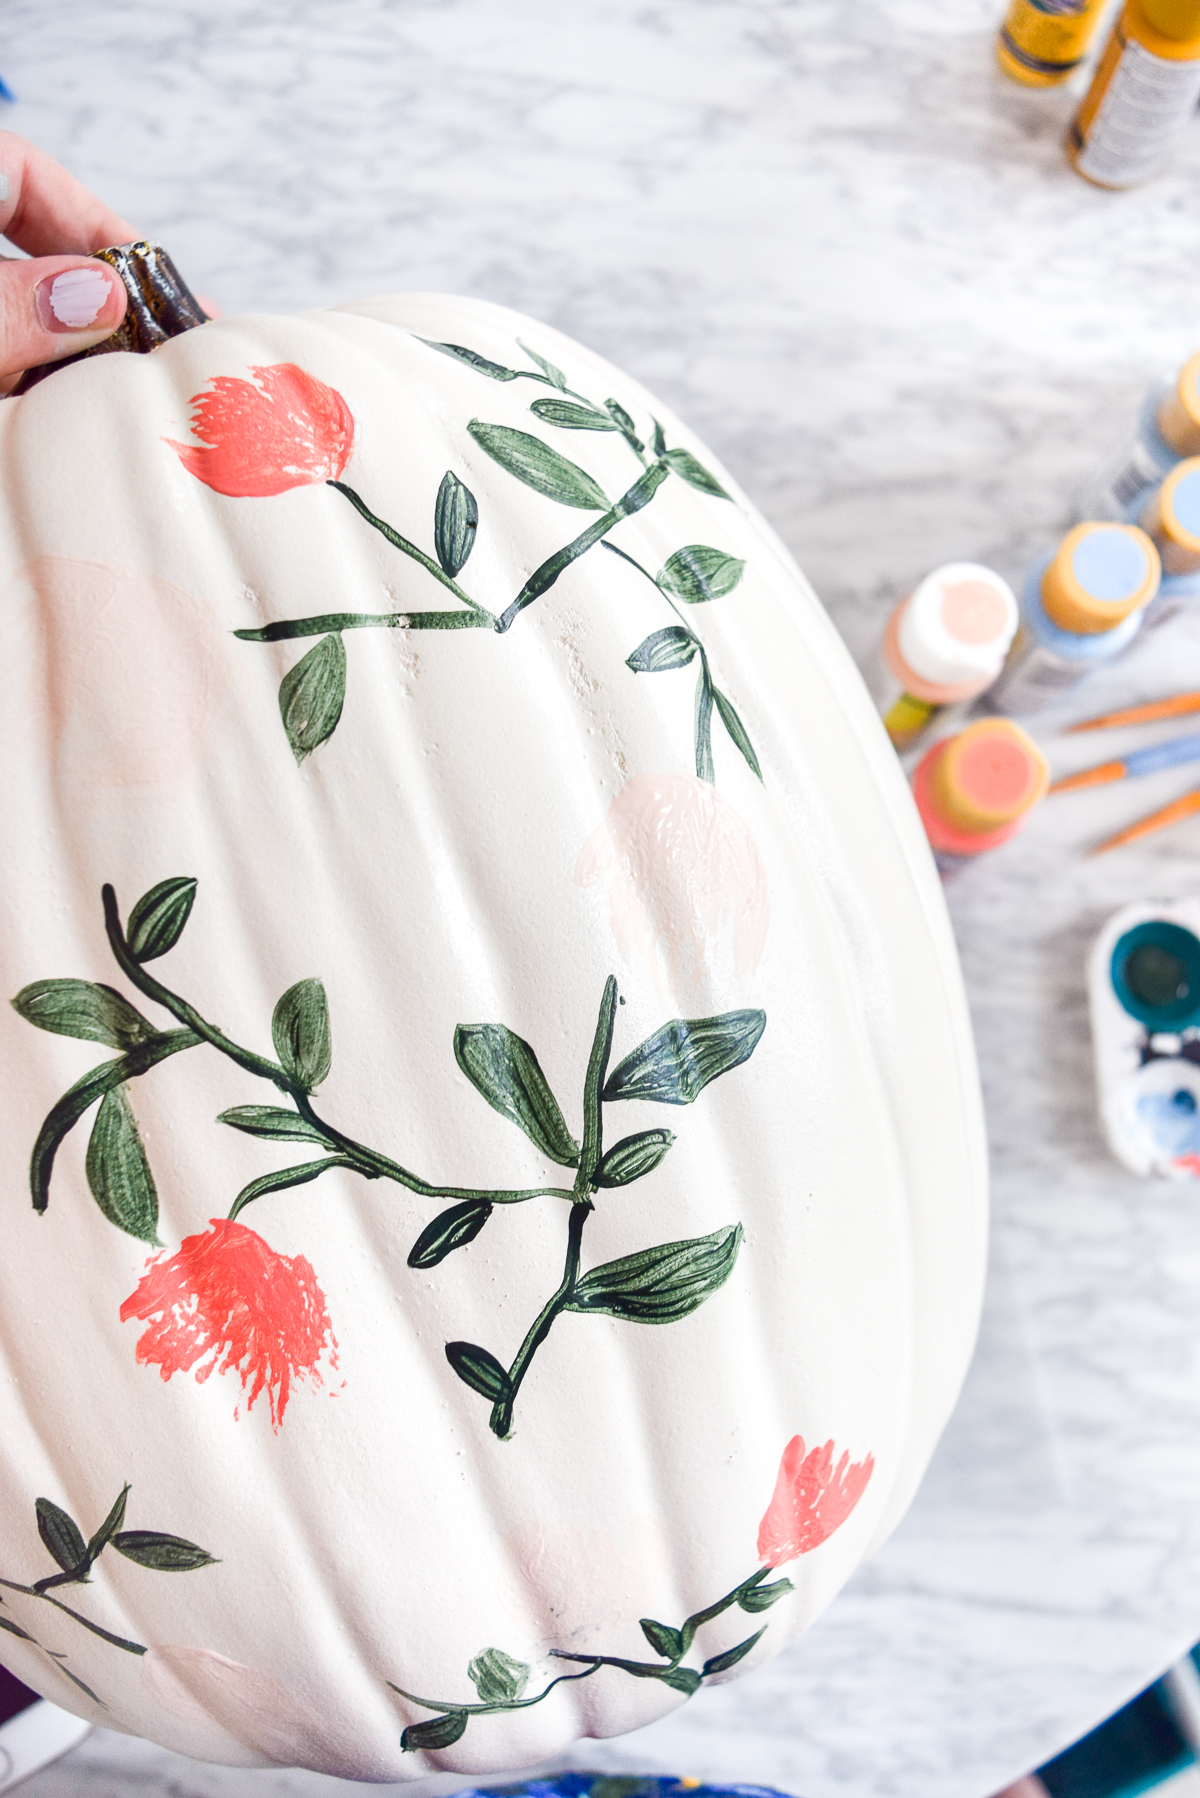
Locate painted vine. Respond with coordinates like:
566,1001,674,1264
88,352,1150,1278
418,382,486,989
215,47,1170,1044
14,876,764,1438
166,339,760,785
0,1482,214,1706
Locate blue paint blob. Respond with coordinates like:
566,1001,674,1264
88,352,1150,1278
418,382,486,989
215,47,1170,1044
1136,1088,1200,1157
1071,528,1150,603
1173,469,1200,540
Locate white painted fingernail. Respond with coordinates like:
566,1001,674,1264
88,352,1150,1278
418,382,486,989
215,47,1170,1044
0,174,11,203
47,266,112,328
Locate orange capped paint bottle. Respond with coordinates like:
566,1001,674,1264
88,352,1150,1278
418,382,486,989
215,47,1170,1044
912,718,1050,876
997,0,1111,86
1068,0,1200,189
873,562,1019,749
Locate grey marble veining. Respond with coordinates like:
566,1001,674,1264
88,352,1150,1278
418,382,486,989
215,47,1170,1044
7,2,1200,1794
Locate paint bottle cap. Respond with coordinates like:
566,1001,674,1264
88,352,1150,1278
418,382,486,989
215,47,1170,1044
1157,353,1200,456
1147,457,1200,552
894,562,1019,690
1040,522,1160,635
929,719,1049,835
1141,0,1200,40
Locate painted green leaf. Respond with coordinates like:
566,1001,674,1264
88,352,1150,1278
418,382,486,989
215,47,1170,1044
85,1086,160,1245
713,688,762,779
656,545,745,605
567,1222,743,1323
660,1666,703,1696
695,670,715,784
604,398,643,449
739,1576,794,1613
87,1486,129,1562
402,1711,467,1752
217,1105,329,1145
603,1010,766,1106
467,422,608,511
0,1616,34,1643
36,1499,87,1575
445,1341,510,1404
12,979,156,1052
663,447,730,499
625,628,697,675
279,633,346,764
126,876,198,962
468,1646,530,1704
652,417,667,458
454,1024,580,1166
30,1029,200,1216
640,1618,684,1660
530,398,618,432
272,978,332,1091
518,339,567,389
417,338,518,382
408,1199,494,1269
111,1530,217,1571
434,471,479,577
702,1627,766,1677
229,1157,346,1220
593,1129,675,1188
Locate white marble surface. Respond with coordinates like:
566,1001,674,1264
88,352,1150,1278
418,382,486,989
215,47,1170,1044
8,2,1200,1794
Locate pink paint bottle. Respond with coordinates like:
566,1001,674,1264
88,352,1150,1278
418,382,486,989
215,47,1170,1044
873,563,1019,749
912,718,1049,876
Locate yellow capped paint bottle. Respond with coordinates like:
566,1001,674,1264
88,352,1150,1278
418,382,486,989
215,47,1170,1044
997,0,1111,86
989,521,1160,712
873,562,1019,749
1068,0,1200,189
912,719,1049,877
1085,350,1200,519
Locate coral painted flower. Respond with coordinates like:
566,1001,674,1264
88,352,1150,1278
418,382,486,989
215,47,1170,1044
575,772,769,993
165,363,355,498
120,1218,338,1429
756,1434,875,1566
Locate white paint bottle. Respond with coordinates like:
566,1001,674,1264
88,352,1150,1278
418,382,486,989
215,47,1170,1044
871,563,1019,749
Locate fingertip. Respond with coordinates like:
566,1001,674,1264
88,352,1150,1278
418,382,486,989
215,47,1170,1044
34,259,126,335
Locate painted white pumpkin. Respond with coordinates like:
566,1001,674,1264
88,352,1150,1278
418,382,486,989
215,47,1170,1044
0,293,986,1779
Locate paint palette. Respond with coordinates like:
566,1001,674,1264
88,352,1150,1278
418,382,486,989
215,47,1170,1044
1089,900,1200,1178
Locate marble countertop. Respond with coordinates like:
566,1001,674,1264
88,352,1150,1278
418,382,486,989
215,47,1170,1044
9,2,1200,1794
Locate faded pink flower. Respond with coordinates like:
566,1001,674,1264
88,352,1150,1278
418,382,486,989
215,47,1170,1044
575,772,769,990
120,1218,338,1429
165,363,354,497
756,1434,875,1566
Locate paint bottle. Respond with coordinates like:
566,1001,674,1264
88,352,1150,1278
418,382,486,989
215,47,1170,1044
912,719,1049,876
1135,457,1200,628
1085,351,1200,520
996,0,1111,86
873,562,1019,749
1068,0,1200,189
989,522,1160,713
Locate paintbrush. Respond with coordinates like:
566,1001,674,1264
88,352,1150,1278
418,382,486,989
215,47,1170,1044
1051,730,1200,793
1091,789,1200,854
1069,691,1200,732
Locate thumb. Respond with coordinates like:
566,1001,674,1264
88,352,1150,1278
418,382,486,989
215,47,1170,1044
0,254,127,381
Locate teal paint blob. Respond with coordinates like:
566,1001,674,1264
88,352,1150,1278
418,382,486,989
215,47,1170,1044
1071,528,1150,602
1111,920,1200,1030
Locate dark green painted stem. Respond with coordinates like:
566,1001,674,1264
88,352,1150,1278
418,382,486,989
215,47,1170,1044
327,481,496,625
235,608,494,642
497,461,670,633
600,541,716,783
391,1661,602,1736
100,889,576,1217
489,978,617,1438
0,1578,145,1655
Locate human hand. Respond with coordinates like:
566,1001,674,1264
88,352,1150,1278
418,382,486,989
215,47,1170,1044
0,130,136,385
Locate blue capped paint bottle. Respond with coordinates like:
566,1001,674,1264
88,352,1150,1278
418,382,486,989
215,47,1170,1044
989,522,1160,714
